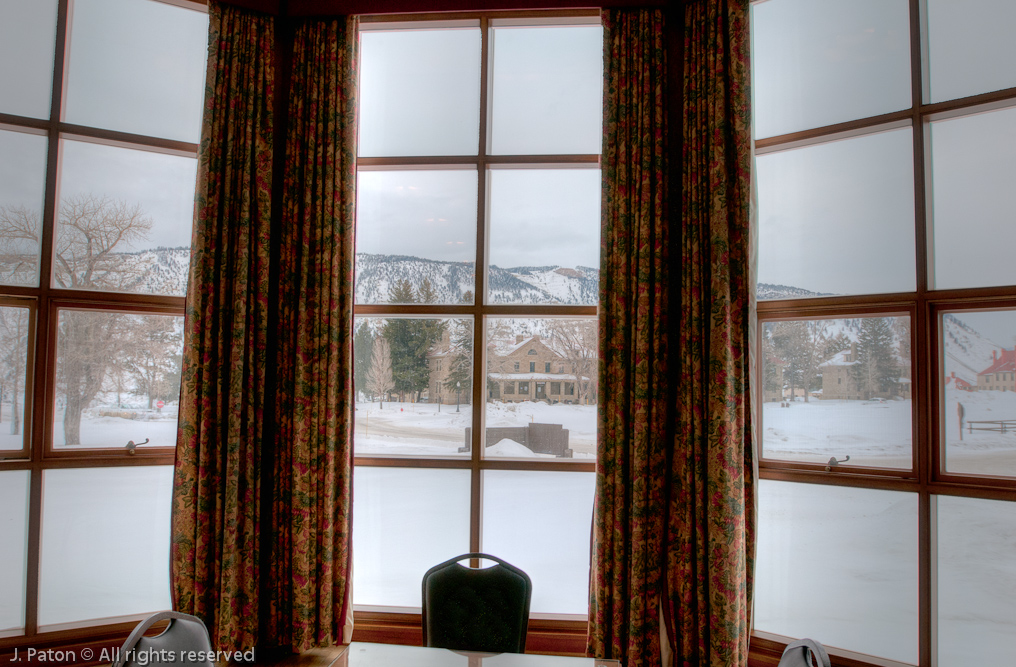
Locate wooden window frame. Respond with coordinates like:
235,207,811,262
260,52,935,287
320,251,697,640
351,10,600,648
751,1,1016,665
0,0,204,653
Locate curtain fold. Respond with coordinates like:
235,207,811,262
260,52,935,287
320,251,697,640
589,10,671,667
272,16,358,652
664,1,754,665
590,3,755,666
172,3,357,654
171,1,275,653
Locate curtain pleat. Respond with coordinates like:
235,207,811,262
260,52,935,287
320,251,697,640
589,10,670,667
664,1,755,666
171,1,274,654
272,16,358,652
590,4,755,667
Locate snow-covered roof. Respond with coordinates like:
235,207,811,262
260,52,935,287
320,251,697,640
818,350,858,368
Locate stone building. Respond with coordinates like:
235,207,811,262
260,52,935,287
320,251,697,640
426,332,594,405
818,343,912,401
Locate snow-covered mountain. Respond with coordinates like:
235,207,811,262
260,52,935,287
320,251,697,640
354,253,599,305
757,283,834,300
942,314,1000,384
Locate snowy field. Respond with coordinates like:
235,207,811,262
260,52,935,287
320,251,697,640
763,390,1016,475
353,399,597,459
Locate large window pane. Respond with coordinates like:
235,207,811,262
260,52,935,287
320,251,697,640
487,169,599,306
0,0,58,119
941,309,1016,477
352,467,470,607
358,27,481,157
0,128,48,287
752,0,911,139
54,311,183,449
761,316,912,468
485,318,596,460
755,480,918,663
937,496,1016,665
0,306,31,452
57,139,196,296
64,0,207,143
0,470,30,634
929,107,1016,290
925,0,1016,104
39,466,173,627
757,129,915,299
481,470,594,614
355,169,477,305
489,25,603,155
353,317,471,457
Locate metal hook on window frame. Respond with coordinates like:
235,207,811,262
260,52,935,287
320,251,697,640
824,455,850,472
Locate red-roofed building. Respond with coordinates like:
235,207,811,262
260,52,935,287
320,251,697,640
976,348,1016,392
945,371,975,392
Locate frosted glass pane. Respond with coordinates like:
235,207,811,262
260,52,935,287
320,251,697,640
485,318,596,460
752,0,911,139
54,311,183,449
487,169,600,306
57,140,196,296
937,496,1016,665
926,0,1016,103
481,470,594,614
64,0,207,142
353,317,471,457
355,170,477,305
0,470,30,633
941,309,1016,477
489,25,603,155
757,129,915,299
39,467,173,627
353,467,470,607
0,306,31,452
755,480,918,663
929,107,1016,290
761,316,912,468
0,129,47,287
358,28,480,157
0,0,58,119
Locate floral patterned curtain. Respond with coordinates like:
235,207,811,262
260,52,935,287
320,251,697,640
589,3,755,667
664,0,754,665
270,16,358,652
171,1,275,653
590,9,671,667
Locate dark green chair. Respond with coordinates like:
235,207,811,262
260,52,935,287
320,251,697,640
422,553,532,654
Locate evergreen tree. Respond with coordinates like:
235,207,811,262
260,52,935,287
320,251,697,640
769,320,826,402
353,320,374,401
852,317,897,399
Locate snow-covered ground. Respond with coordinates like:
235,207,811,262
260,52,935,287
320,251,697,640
759,389,1016,663
353,400,597,459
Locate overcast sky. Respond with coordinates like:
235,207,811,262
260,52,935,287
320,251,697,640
754,0,1016,299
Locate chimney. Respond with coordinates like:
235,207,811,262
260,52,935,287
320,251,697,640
993,350,998,363
850,342,857,361
516,334,524,343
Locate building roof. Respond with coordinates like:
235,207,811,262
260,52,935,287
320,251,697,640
977,348,1015,376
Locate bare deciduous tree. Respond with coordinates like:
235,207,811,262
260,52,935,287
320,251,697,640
549,319,598,404
367,335,395,409
1,194,163,445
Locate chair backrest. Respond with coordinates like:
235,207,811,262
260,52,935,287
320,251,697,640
422,553,532,654
114,611,215,667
